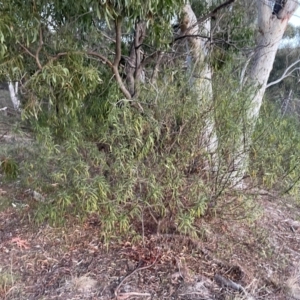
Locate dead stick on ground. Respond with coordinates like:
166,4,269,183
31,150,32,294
114,255,159,299
214,274,247,294
117,291,151,300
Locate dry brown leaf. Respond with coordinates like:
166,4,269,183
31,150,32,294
10,237,30,250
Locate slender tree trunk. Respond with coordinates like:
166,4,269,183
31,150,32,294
181,2,218,169
231,0,298,187
8,81,20,110
125,21,146,98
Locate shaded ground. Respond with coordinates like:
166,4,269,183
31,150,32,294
1,184,300,299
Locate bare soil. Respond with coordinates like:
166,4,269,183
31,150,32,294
0,184,300,299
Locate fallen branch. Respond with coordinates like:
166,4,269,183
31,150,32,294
214,274,246,293
116,291,151,300
114,255,159,299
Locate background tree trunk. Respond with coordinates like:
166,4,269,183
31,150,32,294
231,0,299,187
125,21,146,98
181,2,218,170
8,81,20,110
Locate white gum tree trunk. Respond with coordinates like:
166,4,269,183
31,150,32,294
231,0,299,187
8,81,20,110
181,0,298,188
249,0,298,120
181,2,218,169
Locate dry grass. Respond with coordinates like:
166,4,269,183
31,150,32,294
285,263,300,300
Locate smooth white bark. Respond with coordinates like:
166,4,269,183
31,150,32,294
0,107,7,116
8,81,20,110
179,1,298,188
231,0,299,187
181,2,218,167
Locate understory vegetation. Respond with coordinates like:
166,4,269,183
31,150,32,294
2,2,300,299
1,0,300,243
2,67,300,242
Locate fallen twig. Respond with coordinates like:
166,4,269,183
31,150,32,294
116,291,151,299
114,255,159,299
214,274,246,293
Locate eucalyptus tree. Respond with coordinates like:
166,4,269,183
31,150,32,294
0,0,299,189
233,0,298,186
180,0,299,187
0,0,184,118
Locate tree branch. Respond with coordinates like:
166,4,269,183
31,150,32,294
134,22,145,82
18,26,44,70
267,59,300,88
112,17,132,99
174,34,210,43
113,16,122,68
18,43,36,60
124,21,146,99
48,50,113,68
150,51,163,84
19,18,131,101
89,18,132,99
37,49,130,99
86,51,113,67
186,0,236,32
36,26,43,69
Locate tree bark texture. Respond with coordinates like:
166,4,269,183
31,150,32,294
125,21,146,98
8,81,20,110
181,2,218,167
231,0,298,187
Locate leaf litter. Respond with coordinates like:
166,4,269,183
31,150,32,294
0,188,300,299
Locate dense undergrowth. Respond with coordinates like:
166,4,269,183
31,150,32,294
1,71,300,242
251,100,300,194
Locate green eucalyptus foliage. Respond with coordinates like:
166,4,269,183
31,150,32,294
14,76,211,240
0,0,185,136
2,0,300,241
1,0,212,240
262,33,300,194
211,0,255,72
251,101,300,194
